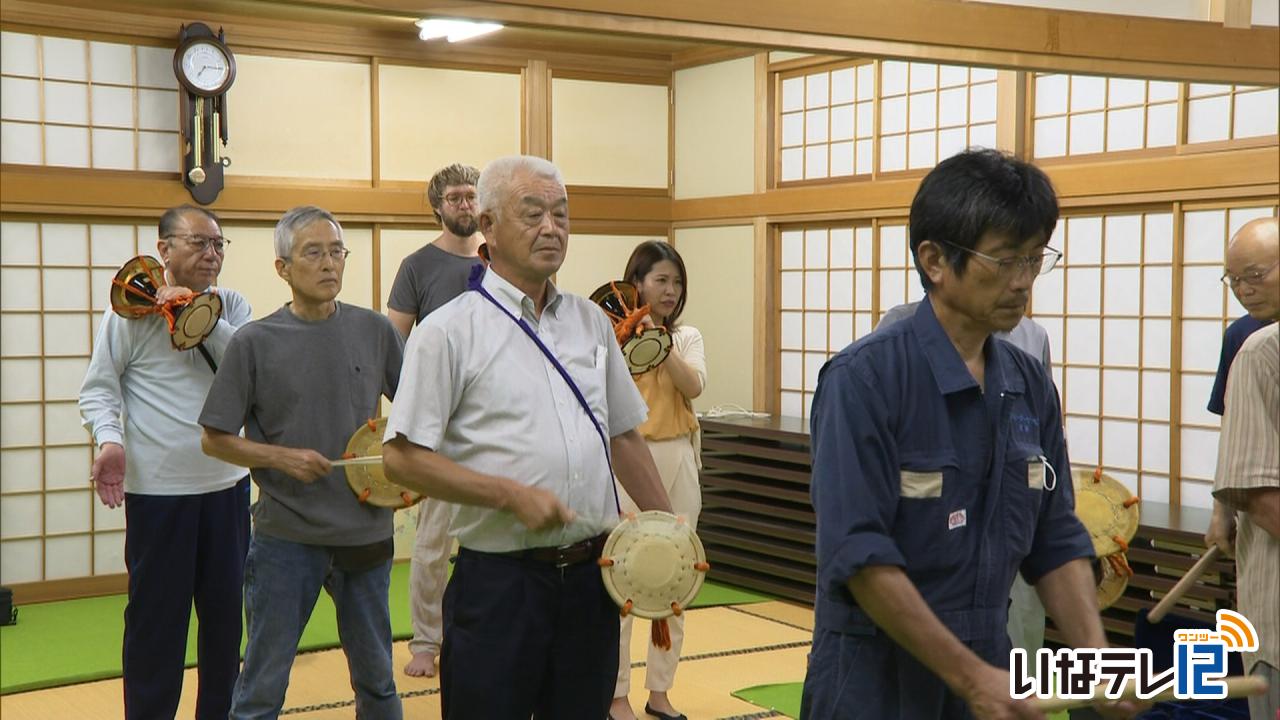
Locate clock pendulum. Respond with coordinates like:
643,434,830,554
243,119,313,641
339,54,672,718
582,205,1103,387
173,23,235,204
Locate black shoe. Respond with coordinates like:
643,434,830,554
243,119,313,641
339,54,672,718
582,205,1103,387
644,703,687,720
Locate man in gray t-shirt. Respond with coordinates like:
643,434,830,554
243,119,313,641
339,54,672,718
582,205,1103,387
200,206,405,720
386,163,485,679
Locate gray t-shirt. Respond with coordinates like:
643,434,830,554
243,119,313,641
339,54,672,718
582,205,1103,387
199,302,404,546
877,300,1053,370
387,243,482,322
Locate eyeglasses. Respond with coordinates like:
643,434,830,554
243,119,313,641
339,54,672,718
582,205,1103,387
938,240,1062,278
295,246,351,264
1221,260,1279,289
443,192,477,208
165,233,229,255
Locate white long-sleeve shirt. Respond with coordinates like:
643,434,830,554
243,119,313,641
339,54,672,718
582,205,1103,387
79,288,252,495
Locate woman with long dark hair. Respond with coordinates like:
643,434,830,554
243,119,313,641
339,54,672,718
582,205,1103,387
610,241,706,720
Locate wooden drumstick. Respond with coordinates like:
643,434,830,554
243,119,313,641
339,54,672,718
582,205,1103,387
1148,545,1222,623
1034,674,1267,712
332,456,382,467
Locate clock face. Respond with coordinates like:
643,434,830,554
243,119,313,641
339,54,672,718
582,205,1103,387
180,41,231,94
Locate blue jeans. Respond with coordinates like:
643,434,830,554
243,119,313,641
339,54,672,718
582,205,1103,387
230,532,401,720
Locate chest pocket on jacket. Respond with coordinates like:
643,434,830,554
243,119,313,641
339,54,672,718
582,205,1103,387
894,455,966,581
1003,444,1046,561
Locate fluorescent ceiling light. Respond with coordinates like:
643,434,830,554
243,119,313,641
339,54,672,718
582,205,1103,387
416,18,503,42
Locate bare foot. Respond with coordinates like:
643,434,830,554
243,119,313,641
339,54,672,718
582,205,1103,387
403,651,437,678
609,696,638,720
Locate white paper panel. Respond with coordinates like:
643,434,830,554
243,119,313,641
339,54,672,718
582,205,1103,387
43,80,88,125
879,271,905,309
855,312,872,338
0,539,42,584
831,68,855,105
1103,215,1142,264
781,77,803,113
781,147,803,181
1182,267,1224,316
1181,374,1220,428
0,121,41,165
0,32,39,77
44,356,89,400
972,67,997,84
805,229,828,267
1038,316,1063,364
90,225,136,267
1228,206,1277,237
1068,112,1104,155
1142,319,1171,368
1234,89,1279,139
40,223,88,266
781,311,802,349
1148,81,1179,103
780,272,802,309
855,139,873,175
1181,320,1225,372
1106,107,1144,152
92,128,133,170
1179,480,1214,510
1,495,41,539
94,502,125,531
908,91,936,132
45,534,92,580
781,230,804,269
907,131,936,169
1180,427,1220,479
830,271,854,310
137,89,178,132
939,86,967,127
44,401,88,446
857,65,875,101
94,530,126,573
1183,210,1226,262
939,65,968,89
1101,420,1138,469
780,351,802,390
804,311,827,351
804,144,827,179
1101,267,1140,316
855,270,873,310
1143,267,1172,316
806,72,828,109
938,127,967,162
829,313,854,351
137,130,178,173
2,268,41,310
1141,473,1169,503
1,221,40,264
829,228,853,268
880,225,908,265
909,62,937,92
1226,287,1247,319
806,108,828,143
881,61,908,97
907,276,925,302
1,359,40,402
0,77,40,122
42,315,90,357
804,352,825,392
1033,267,1064,314
42,36,87,81
135,46,177,90
1,314,40,357
1144,214,1174,263
1066,217,1102,264
89,41,133,85
90,271,115,313
969,82,997,124
1065,367,1100,414
1035,74,1068,116
1141,422,1170,472
855,227,873,266
803,393,815,421
1065,415,1099,466
1,448,42,492
46,445,90,490
881,96,907,135
91,85,133,128
1110,471,1138,496
779,391,802,418
1108,78,1146,107
781,112,802,147
1146,103,1177,147
41,268,89,310
1066,268,1101,313
969,123,996,150
1102,318,1140,366
831,105,854,141
1187,95,1231,143
1102,368,1139,417
1065,317,1100,364
805,270,827,309
879,135,906,172
44,125,90,168
1070,75,1106,113
856,102,873,138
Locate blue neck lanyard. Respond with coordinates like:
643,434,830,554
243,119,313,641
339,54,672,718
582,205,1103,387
468,265,621,514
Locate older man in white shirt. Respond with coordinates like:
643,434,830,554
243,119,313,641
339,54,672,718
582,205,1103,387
384,155,671,719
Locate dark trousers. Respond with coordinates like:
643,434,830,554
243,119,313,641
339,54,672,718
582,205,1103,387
440,547,620,719
122,477,250,720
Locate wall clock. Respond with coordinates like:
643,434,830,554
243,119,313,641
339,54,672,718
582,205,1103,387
174,23,235,204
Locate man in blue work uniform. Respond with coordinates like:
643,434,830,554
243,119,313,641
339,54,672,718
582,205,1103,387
802,149,1140,720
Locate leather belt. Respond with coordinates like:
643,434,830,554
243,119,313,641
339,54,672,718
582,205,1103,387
496,534,607,568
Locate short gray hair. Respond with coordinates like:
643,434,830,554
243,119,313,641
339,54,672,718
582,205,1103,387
476,156,565,218
274,206,342,259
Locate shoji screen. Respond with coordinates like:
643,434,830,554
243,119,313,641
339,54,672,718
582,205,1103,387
878,61,997,173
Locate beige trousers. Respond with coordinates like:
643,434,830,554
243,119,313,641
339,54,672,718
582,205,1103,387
615,433,702,696
408,496,453,656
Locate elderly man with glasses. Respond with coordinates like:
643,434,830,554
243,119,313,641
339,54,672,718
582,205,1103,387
199,206,405,720
79,205,253,720
803,149,1141,719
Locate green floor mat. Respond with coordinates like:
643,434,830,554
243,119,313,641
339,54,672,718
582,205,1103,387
1,562,770,694
732,682,1070,720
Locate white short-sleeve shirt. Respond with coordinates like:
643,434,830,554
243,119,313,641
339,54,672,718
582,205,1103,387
385,268,648,552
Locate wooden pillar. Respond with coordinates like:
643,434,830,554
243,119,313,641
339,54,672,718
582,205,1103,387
521,59,551,158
